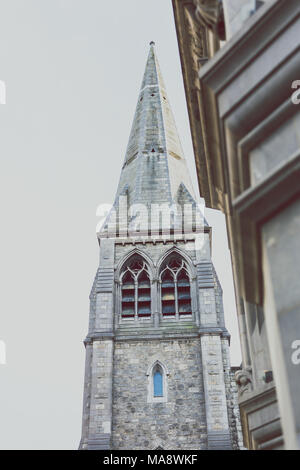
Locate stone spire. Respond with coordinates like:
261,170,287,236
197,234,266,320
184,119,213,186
115,42,196,206
101,43,202,236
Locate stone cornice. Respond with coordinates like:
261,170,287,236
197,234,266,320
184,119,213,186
84,325,230,345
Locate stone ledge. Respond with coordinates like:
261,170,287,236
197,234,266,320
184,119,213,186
87,434,111,450
207,430,232,450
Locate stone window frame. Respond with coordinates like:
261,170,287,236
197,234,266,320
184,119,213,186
146,360,169,403
159,254,193,320
119,254,152,321
115,247,199,326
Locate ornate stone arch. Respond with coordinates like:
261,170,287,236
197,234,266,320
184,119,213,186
115,248,155,281
156,246,196,279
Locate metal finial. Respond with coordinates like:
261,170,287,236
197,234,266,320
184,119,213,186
150,41,155,46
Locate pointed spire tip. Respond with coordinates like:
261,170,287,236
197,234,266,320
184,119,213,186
149,41,155,46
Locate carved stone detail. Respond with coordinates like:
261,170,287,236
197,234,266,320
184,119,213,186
184,5,207,80
193,0,226,40
235,367,253,397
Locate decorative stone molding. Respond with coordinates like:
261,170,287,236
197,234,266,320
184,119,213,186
193,0,226,40
235,367,253,397
184,6,208,79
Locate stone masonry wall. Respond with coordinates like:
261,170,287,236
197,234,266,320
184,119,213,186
111,338,207,450
221,338,244,449
229,368,245,449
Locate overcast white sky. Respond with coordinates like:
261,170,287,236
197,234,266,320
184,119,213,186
0,0,241,449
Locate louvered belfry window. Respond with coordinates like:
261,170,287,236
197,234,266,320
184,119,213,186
121,256,151,319
160,256,191,318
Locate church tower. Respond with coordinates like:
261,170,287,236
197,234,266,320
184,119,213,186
79,43,242,450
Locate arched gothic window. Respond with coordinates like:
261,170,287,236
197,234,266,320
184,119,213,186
160,255,192,318
147,361,168,403
153,365,163,397
120,256,151,319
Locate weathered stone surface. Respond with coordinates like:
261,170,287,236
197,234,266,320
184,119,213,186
111,339,206,450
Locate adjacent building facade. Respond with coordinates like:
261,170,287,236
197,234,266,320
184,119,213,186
79,43,242,450
172,0,300,450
